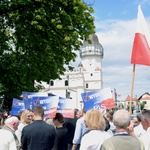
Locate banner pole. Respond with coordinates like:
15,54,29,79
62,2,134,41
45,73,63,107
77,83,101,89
129,64,136,114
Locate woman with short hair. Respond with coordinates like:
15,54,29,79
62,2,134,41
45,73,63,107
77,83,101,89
80,109,112,150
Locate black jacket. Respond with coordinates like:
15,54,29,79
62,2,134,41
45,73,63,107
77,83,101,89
21,120,56,150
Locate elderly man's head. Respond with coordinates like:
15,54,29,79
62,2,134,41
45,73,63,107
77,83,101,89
5,116,19,131
141,110,150,131
113,109,130,129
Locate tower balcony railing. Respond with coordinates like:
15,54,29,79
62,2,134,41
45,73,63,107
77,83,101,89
80,50,103,58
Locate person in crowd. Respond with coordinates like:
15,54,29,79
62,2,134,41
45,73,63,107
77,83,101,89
72,108,88,150
16,110,23,120
0,111,9,127
21,106,56,150
2,116,20,150
0,111,3,128
132,114,145,138
53,113,68,150
76,110,83,119
0,128,17,150
15,109,33,144
104,109,116,134
80,109,112,150
140,110,150,150
74,108,79,117
100,109,145,150
63,109,78,150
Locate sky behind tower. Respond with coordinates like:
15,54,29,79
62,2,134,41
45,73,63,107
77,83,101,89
76,0,150,100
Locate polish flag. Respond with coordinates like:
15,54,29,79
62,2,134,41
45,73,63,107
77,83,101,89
131,5,150,66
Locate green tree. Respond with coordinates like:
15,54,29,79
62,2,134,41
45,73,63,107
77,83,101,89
140,102,145,110
0,0,95,110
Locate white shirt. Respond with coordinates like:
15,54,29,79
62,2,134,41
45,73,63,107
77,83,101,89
15,122,26,144
0,129,17,150
140,127,150,150
80,130,112,150
134,123,146,138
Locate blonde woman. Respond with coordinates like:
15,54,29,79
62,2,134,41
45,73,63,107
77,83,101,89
80,109,112,150
15,109,33,144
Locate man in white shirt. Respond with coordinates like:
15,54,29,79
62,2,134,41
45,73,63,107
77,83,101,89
0,129,17,150
140,110,150,150
133,114,146,138
0,116,19,150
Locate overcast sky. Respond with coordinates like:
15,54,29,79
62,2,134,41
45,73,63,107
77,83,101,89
74,0,150,100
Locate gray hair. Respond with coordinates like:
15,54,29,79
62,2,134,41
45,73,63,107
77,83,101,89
113,109,130,129
5,116,19,124
141,110,150,121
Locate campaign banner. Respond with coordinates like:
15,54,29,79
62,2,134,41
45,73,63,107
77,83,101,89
11,98,25,115
57,97,74,118
81,88,115,112
22,91,47,109
32,96,59,118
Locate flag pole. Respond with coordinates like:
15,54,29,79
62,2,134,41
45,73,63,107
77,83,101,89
129,64,136,114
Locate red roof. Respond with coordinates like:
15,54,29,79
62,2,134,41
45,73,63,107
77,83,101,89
83,67,86,71
95,67,101,71
125,95,138,101
140,96,150,101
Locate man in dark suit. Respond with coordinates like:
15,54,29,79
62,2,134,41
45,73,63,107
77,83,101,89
21,106,56,150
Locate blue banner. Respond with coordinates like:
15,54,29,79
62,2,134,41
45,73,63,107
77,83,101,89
32,96,59,118
57,97,74,118
22,91,47,109
81,88,115,112
11,98,25,115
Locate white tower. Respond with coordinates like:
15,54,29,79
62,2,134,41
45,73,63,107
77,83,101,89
40,34,104,109
80,34,104,91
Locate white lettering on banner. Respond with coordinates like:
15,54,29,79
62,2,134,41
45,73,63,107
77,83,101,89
39,97,57,105
89,92,100,100
18,103,24,106
40,99,52,104
93,104,106,110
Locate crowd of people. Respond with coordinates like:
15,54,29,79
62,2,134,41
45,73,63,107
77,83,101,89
0,106,150,150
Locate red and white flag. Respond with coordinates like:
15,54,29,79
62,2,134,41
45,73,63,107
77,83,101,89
131,5,150,66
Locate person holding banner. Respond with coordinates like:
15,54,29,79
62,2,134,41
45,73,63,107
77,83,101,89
80,109,112,150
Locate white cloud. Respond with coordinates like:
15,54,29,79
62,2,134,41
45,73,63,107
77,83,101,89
95,18,150,100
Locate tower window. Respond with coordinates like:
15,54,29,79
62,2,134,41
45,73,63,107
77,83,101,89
86,83,88,88
65,80,69,86
50,81,54,86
